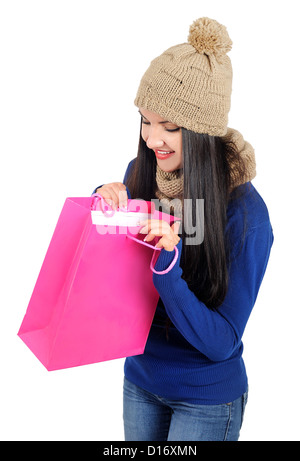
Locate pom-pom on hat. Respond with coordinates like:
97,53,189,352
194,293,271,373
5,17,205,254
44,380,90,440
134,17,233,136
188,17,232,58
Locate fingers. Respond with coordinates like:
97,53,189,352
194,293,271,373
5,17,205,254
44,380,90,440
118,189,128,209
139,219,169,239
97,183,128,210
172,221,181,235
154,236,178,252
139,219,181,252
139,220,180,236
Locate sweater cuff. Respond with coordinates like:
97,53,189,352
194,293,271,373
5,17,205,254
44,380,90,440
154,239,182,274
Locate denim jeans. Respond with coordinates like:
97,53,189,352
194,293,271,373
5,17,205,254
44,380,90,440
123,378,248,441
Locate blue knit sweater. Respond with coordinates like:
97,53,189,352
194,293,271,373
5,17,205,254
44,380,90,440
121,161,274,405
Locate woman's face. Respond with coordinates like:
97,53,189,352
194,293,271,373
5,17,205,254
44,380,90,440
139,108,183,172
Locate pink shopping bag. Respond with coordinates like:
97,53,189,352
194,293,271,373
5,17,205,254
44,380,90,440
18,195,178,371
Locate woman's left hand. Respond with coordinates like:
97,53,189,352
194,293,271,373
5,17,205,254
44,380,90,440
139,219,180,252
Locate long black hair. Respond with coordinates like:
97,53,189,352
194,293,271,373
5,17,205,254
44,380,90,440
125,123,248,309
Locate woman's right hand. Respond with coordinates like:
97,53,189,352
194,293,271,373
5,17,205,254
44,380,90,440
96,183,128,210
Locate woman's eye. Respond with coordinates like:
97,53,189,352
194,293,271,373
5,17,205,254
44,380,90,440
141,119,180,132
166,127,180,132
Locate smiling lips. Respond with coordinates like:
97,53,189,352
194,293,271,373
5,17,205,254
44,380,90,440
155,149,175,160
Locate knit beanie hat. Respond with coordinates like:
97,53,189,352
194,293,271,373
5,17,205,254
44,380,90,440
134,17,233,136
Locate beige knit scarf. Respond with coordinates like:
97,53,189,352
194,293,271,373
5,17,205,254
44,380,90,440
155,166,184,217
155,128,256,217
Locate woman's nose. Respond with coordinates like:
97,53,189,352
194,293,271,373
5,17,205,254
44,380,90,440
146,129,164,150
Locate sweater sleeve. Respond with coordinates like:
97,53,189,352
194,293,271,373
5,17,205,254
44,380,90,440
123,158,136,185
153,220,274,362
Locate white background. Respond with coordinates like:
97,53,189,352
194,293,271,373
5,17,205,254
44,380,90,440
1,0,299,441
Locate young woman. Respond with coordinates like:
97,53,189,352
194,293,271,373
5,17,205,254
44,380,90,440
96,17,274,441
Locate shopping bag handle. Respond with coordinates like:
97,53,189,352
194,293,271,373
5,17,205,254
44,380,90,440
91,192,114,214
127,235,179,275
